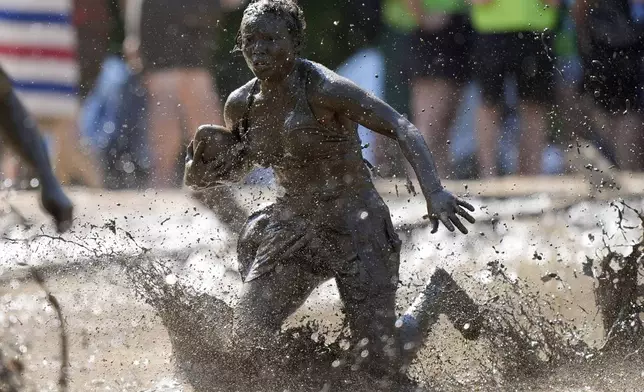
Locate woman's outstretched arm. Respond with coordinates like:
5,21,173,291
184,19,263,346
309,64,475,233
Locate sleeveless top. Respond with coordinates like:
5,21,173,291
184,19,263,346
238,60,371,200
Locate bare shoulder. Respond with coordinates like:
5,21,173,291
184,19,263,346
224,78,256,128
302,59,362,102
304,60,343,91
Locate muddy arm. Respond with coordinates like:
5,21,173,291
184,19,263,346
311,68,442,195
310,67,475,233
0,67,73,232
0,68,55,188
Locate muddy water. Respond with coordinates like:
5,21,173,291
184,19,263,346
1,188,643,391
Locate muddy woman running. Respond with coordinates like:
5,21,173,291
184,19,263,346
185,0,477,389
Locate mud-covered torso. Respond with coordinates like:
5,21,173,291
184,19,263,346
234,61,401,284
240,60,371,197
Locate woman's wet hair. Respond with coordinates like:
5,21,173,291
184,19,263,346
234,0,306,54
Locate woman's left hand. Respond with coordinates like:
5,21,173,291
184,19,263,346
426,189,475,234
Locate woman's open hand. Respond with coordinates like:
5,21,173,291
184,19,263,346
426,189,475,234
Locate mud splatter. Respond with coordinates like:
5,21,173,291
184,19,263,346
125,256,430,391
3,192,644,391
122,253,600,391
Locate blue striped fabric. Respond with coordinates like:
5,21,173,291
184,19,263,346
11,79,78,95
0,0,79,117
0,10,70,25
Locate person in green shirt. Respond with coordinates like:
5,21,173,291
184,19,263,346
470,0,560,177
406,0,472,178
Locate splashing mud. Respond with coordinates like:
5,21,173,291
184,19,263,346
123,253,598,391
2,190,644,391
126,256,416,392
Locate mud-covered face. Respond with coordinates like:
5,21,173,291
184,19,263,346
240,13,296,82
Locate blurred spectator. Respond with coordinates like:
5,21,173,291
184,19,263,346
471,0,560,177
73,0,111,97
335,0,383,165
574,0,644,171
0,0,101,187
407,0,473,178
80,0,149,189
374,0,415,177
126,0,248,232
127,0,225,188
549,1,619,174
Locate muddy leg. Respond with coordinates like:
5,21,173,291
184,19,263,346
397,268,482,364
233,262,323,355
410,78,463,178
145,70,182,188
336,268,404,387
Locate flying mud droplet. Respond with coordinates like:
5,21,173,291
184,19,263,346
165,274,177,285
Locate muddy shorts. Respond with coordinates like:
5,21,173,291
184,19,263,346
472,32,556,106
410,14,473,84
237,190,402,301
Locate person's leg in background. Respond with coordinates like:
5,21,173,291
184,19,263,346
411,79,462,178
616,111,644,171
473,34,507,178
581,45,644,171
611,49,643,171
136,0,187,188
515,32,555,176
375,29,412,177
517,103,548,176
410,15,471,179
46,116,102,187
145,69,183,188
0,150,19,187
178,68,224,134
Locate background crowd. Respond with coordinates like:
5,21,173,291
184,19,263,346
1,0,644,191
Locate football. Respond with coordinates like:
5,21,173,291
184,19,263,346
192,124,240,163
